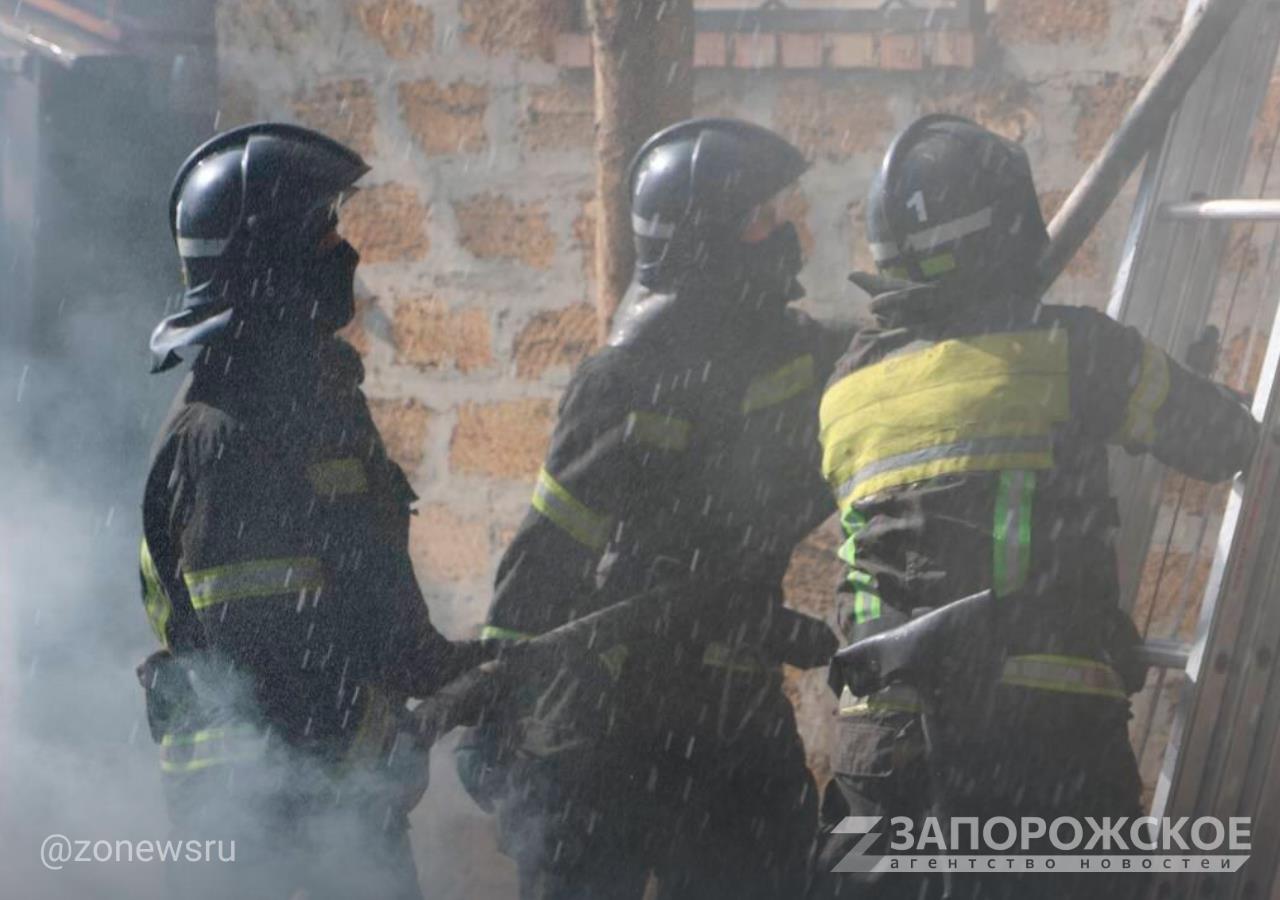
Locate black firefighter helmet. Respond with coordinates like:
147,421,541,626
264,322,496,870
866,114,1048,299
627,117,809,294
150,122,370,372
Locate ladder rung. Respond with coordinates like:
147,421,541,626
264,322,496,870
1162,198,1280,221
1134,638,1192,670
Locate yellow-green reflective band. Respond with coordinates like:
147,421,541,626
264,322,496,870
599,644,629,680
993,469,1035,598
839,685,922,717
742,354,816,414
183,557,324,610
480,625,534,641
624,411,691,452
159,724,266,774
840,507,882,624
837,435,1051,507
1116,341,1171,447
306,458,368,496
821,330,1068,506
531,467,612,551
918,251,957,279
140,539,173,648
701,642,773,674
1000,654,1127,701
853,589,881,625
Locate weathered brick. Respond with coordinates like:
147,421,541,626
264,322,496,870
827,33,876,69
337,292,376,358
694,32,728,68
880,33,923,71
217,0,318,57
994,0,1110,45
1073,75,1143,161
554,32,592,68
450,399,554,479
572,191,598,284
522,80,594,153
369,398,432,471
399,79,489,157
393,296,493,373
732,32,778,69
920,81,1038,143
291,79,378,158
846,200,876,274
217,77,258,130
779,33,823,69
513,304,597,379
459,0,568,63
410,504,491,582
782,522,842,618
453,194,556,269
355,0,434,59
1038,189,1101,279
774,78,894,161
925,29,977,68
341,184,431,264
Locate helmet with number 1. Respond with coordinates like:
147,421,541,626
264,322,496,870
866,114,1047,297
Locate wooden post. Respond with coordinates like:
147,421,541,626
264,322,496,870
587,0,694,340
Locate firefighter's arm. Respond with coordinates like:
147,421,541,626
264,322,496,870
484,360,658,639
1077,310,1260,482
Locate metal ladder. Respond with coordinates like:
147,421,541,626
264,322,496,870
1104,0,1280,895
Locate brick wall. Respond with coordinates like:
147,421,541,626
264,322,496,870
216,0,1208,892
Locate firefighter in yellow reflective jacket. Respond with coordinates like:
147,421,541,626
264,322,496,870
137,124,494,900
456,119,847,900
809,115,1260,900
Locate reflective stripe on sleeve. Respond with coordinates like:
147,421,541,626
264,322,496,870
480,625,534,641
140,539,173,648
701,642,774,674
159,724,267,774
1117,341,1171,447
742,354,816,414
531,467,613,551
624,411,691,452
182,557,325,610
305,458,369,496
1000,654,1127,700
993,469,1036,597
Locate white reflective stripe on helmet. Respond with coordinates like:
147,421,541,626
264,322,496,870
869,240,900,262
903,206,993,252
177,236,232,258
632,213,677,240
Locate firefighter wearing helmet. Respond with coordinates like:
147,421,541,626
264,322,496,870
137,124,497,899
455,118,850,899
811,114,1259,899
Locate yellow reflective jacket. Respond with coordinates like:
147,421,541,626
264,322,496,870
820,286,1258,663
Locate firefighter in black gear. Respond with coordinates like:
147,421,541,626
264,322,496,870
455,118,846,900
810,114,1260,900
137,123,494,900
